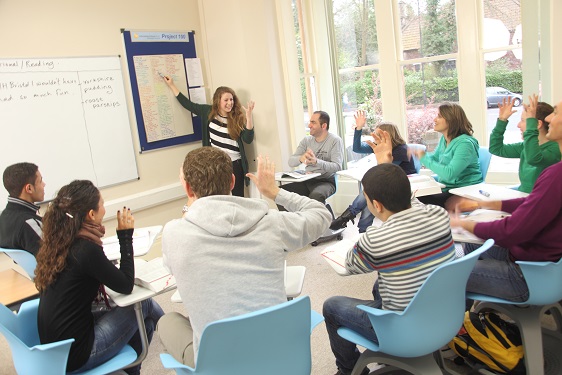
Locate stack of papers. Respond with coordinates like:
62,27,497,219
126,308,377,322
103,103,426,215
134,257,176,293
320,239,356,275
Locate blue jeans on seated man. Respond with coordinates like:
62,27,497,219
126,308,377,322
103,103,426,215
464,243,529,305
71,298,164,375
323,282,382,375
331,192,374,233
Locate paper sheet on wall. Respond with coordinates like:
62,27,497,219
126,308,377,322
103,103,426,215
188,87,207,106
185,58,204,87
133,54,193,142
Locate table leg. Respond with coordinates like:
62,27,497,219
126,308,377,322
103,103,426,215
122,301,149,369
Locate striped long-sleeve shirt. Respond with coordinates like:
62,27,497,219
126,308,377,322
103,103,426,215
345,199,455,311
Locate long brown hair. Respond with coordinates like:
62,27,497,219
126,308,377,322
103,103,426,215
376,122,406,148
35,180,100,292
438,102,474,139
208,86,246,140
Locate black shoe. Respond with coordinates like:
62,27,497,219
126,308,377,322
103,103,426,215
334,367,370,375
330,208,356,230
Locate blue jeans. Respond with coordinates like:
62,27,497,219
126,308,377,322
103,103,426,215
348,191,374,233
323,283,382,374
71,298,164,375
464,243,529,302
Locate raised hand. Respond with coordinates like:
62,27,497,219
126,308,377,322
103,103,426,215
524,94,539,119
242,101,255,130
366,129,393,164
117,206,135,230
498,97,517,121
354,110,367,130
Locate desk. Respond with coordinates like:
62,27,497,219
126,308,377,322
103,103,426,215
275,171,321,184
106,284,173,369
0,269,39,307
103,225,163,261
452,209,510,244
449,183,528,202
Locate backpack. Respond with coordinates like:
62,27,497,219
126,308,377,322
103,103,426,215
449,311,525,374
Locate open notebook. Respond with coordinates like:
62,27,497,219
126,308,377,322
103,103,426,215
321,239,356,275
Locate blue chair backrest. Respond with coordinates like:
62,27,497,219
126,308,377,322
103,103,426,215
407,144,425,173
194,296,317,374
517,257,562,305
478,146,492,180
0,248,37,280
359,239,494,358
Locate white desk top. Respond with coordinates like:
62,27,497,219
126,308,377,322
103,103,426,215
449,183,528,202
452,209,510,244
102,225,162,261
275,171,321,183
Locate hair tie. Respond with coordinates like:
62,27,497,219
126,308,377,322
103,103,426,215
66,212,74,219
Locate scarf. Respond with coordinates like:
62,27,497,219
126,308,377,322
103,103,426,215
77,221,111,309
77,221,106,246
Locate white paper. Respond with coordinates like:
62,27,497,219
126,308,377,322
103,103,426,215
188,87,207,105
185,58,204,87
321,239,356,275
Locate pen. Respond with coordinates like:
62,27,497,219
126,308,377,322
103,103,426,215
158,71,165,78
478,189,490,197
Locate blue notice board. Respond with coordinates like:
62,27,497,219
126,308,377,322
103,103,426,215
122,30,203,152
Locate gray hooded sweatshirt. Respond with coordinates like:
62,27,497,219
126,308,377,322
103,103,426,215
162,189,330,358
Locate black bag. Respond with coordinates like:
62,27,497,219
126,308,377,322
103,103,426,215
449,311,525,374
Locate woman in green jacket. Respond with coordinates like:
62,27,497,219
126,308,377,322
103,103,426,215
489,95,559,193
412,102,483,208
164,76,255,197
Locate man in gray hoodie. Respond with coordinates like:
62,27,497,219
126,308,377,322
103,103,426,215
157,146,331,367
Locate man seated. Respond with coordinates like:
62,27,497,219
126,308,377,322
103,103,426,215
281,111,343,206
157,147,331,367
0,162,45,255
323,130,456,375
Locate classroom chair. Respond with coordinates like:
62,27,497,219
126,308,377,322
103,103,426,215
336,239,494,375
407,143,426,173
160,295,324,375
0,247,37,280
0,298,137,375
478,146,492,180
459,258,562,375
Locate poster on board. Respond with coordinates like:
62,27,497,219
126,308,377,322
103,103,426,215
122,30,203,152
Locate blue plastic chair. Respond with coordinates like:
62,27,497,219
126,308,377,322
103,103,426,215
407,143,426,173
478,146,492,180
0,299,137,375
465,257,562,375
160,295,324,375
0,247,37,280
337,239,494,375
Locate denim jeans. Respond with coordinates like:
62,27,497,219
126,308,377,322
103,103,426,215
464,243,529,302
323,284,382,374
71,298,164,375
348,191,374,233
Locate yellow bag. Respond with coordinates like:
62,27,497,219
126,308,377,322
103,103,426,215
449,311,525,373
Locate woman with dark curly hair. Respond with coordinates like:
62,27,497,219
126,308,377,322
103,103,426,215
35,180,163,374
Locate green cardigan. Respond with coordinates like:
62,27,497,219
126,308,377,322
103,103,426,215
420,134,483,191
176,93,255,185
489,118,561,193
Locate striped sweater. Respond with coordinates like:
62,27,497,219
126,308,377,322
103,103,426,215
345,199,455,311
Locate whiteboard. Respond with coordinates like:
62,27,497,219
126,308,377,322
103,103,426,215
0,56,138,203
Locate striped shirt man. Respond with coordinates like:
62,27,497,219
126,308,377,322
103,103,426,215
345,199,455,311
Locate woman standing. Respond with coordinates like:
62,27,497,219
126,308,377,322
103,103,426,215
412,102,483,208
35,180,163,374
164,77,255,197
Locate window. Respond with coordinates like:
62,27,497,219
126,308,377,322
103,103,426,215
332,0,381,162
482,0,523,174
398,0,459,149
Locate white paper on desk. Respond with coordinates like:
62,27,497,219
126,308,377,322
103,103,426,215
135,257,176,293
321,239,356,275
463,209,509,222
102,229,150,259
